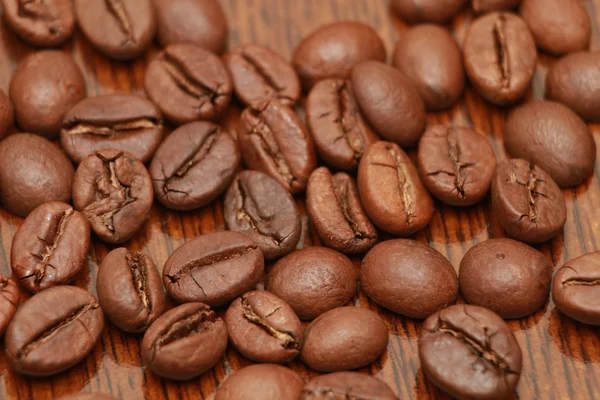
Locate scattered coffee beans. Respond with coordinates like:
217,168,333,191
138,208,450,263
390,0,467,23
215,364,304,400
472,0,522,14
0,89,14,140
0,277,19,336
301,372,398,400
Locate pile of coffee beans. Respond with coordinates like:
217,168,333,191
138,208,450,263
0,0,598,399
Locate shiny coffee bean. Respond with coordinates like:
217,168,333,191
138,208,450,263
391,0,467,23
472,0,522,13
0,277,20,336
301,372,398,400
0,89,14,140
215,364,304,400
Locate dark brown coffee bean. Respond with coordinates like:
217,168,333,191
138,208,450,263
419,304,522,400
163,231,264,306
215,364,304,400
144,43,232,125
0,133,74,217
292,21,386,90
61,94,164,164
239,101,317,194
0,89,14,140
306,167,377,254
463,12,536,105
391,0,467,23
473,0,522,14
5,286,104,377
11,202,90,293
97,248,165,333
224,290,302,364
73,149,153,244
266,247,358,320
223,170,301,260
59,394,117,400
141,302,227,380
358,141,434,236
504,100,596,187
0,277,20,336
418,125,496,206
301,372,398,400
150,121,240,211
492,159,566,243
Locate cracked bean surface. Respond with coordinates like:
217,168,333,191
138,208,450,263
301,372,398,400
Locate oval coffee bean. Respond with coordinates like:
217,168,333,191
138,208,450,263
300,306,389,372
97,248,165,333
418,125,496,206
163,231,264,306
473,0,522,14
5,286,104,377
492,159,566,243
150,121,240,211
239,101,317,193
459,238,552,318
141,302,227,380
73,149,154,244
306,167,377,254
215,364,304,400
144,43,232,125
391,0,467,23
292,21,386,90
11,202,90,293
301,372,398,400
358,141,434,236
463,12,536,105
504,100,596,187
224,290,302,364
306,79,379,170
223,170,301,260
266,247,358,320
61,94,164,164
0,277,20,336
419,304,522,400
0,89,14,140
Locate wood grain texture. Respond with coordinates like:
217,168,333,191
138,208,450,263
0,0,599,399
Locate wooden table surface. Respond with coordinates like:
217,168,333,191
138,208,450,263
1,0,600,399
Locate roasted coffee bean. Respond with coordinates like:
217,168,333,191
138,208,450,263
215,364,304,400
59,394,118,400
61,94,164,164
300,306,388,372
5,286,104,377
417,125,496,206
0,133,74,217
504,100,596,187
0,277,20,336
73,149,153,244
306,79,379,170
150,121,240,211
266,247,358,320
306,167,377,254
224,290,303,364
141,302,227,380
97,248,165,333
163,231,264,306
223,170,301,260
463,12,536,105
0,89,14,140
492,159,566,243
358,141,434,236
459,238,552,318
11,202,90,293
292,21,386,90
419,304,522,400
473,0,522,14
391,0,467,23
301,372,398,400
239,101,317,194
144,43,232,125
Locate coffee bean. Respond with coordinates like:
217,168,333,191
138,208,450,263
306,79,379,170
301,372,398,400
0,133,74,217
358,141,434,236
472,0,522,13
150,121,240,211
144,43,232,125
504,100,596,187
59,394,117,400
215,364,304,400
463,12,536,105
492,159,566,243
266,247,358,320
391,0,467,23
61,94,164,164
292,21,386,90
418,125,496,206
0,277,20,336
9,51,86,138
223,170,301,260
306,167,377,254
300,306,388,372
419,304,522,400
163,231,264,307
141,302,227,380
96,248,165,333
5,286,104,376
11,202,90,293
459,238,552,318
224,290,302,364
0,89,14,140
73,149,153,244
239,101,317,194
